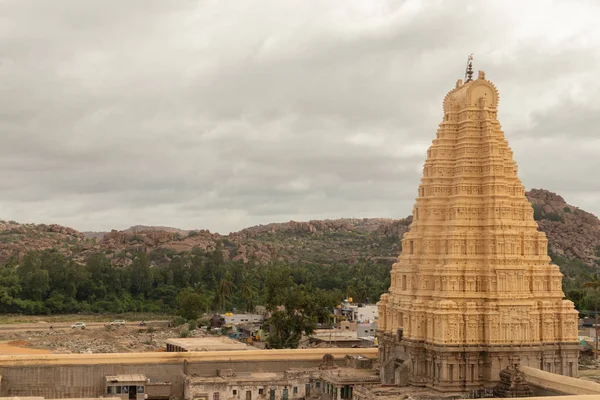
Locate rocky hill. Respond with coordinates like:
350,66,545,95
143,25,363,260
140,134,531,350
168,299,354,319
526,189,600,265
0,220,86,264
1,189,600,273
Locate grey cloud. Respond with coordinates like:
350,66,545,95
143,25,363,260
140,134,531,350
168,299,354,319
1,0,600,233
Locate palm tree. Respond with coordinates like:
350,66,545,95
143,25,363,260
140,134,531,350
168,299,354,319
216,274,235,312
240,282,257,313
584,273,600,359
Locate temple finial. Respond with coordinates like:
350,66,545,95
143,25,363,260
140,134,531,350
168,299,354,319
464,53,474,82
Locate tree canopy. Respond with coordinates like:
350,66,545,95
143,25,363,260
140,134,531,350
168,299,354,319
0,246,390,321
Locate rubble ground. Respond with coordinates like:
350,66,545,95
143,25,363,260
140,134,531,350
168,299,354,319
0,324,205,354
0,312,171,324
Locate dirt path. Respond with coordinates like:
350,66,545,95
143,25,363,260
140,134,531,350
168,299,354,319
0,320,168,332
0,340,51,354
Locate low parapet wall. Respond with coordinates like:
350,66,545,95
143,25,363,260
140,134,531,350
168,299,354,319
0,348,377,399
0,348,376,366
520,366,600,395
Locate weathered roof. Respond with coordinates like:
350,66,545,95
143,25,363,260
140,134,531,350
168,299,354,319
165,337,249,351
105,374,147,383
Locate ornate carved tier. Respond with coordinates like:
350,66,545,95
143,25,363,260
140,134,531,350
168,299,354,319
377,69,580,392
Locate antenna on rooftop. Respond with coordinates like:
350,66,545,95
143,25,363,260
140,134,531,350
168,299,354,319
464,53,474,82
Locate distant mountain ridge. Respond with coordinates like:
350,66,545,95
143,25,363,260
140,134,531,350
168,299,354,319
1,189,599,275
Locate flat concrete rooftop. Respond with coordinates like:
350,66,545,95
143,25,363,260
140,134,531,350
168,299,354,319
189,372,282,383
165,336,250,351
310,329,359,341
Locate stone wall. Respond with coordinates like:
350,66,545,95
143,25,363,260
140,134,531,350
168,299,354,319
0,362,184,399
520,366,600,396
0,349,376,399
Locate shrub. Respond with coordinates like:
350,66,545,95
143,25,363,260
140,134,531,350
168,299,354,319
563,207,571,213
172,316,186,327
532,204,544,221
546,212,564,223
179,328,191,338
146,326,154,334
187,319,197,331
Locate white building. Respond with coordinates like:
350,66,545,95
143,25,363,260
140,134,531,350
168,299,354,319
338,300,378,323
222,313,264,325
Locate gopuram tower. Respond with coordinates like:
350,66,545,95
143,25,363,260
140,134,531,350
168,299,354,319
376,63,580,392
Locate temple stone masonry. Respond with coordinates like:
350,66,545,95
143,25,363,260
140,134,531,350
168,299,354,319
376,68,580,392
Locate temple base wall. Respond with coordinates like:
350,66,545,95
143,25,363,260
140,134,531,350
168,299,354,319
377,331,579,392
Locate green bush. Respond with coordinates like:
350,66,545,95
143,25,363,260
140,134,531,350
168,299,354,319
146,326,154,333
563,207,571,213
187,319,197,331
179,328,191,338
546,212,564,223
172,316,186,327
532,204,544,221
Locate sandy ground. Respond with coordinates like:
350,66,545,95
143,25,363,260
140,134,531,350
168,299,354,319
0,340,52,354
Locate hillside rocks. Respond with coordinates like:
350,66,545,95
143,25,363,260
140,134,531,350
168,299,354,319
526,189,600,264
0,220,85,264
2,189,600,268
376,217,412,238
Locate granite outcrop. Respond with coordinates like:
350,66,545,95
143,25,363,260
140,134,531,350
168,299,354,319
1,191,598,269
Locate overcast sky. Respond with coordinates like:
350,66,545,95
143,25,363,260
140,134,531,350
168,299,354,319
1,0,600,234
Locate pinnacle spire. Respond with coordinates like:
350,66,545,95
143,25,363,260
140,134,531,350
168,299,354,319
465,53,474,82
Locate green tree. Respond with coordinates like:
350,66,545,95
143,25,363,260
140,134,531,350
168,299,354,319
17,252,50,301
214,273,235,312
177,288,208,320
263,266,338,349
265,284,318,349
240,281,257,313
584,273,600,359
130,253,153,296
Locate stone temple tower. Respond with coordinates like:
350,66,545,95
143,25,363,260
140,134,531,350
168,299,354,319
376,68,580,392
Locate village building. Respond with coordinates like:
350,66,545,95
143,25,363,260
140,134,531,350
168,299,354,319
376,63,580,391
334,300,378,324
222,313,264,325
184,354,379,400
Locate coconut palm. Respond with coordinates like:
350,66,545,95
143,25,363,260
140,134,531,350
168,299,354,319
216,273,235,312
240,282,257,313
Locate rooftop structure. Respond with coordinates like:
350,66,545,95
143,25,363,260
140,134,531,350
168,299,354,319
105,375,148,400
377,65,580,391
307,329,375,348
335,300,378,323
186,358,380,400
165,337,250,352
222,313,264,325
